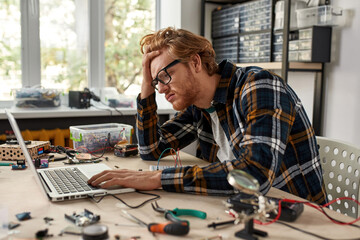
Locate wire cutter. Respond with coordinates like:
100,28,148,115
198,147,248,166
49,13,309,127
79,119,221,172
151,201,207,225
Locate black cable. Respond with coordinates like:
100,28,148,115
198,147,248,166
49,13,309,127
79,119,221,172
319,207,360,230
88,133,111,162
90,103,113,115
49,155,68,161
276,221,360,240
276,221,329,240
88,190,160,209
99,100,123,116
51,145,76,158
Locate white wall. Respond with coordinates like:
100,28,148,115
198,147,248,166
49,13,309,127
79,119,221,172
159,0,201,30
322,0,360,146
159,0,181,29
159,0,360,147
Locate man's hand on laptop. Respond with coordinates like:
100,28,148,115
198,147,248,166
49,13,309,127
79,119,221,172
87,169,162,191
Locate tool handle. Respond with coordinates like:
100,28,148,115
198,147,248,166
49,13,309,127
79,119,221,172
148,222,189,236
172,208,207,219
164,211,189,225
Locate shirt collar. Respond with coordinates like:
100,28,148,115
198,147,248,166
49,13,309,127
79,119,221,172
212,60,237,105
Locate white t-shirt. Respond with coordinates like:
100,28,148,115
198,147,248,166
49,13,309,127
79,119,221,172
206,107,236,162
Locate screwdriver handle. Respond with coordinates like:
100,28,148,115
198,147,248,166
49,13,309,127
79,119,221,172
148,221,189,236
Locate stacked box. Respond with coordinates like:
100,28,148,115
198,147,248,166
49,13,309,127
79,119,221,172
212,0,272,63
272,32,283,62
296,5,344,28
239,32,271,63
273,26,331,63
70,123,133,153
213,36,238,63
239,0,272,33
212,5,241,38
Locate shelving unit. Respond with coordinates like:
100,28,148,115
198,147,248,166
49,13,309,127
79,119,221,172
200,0,328,135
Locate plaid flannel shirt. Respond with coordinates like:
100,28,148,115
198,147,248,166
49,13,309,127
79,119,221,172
136,60,327,204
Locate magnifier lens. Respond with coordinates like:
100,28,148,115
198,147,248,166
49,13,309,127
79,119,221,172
227,170,260,195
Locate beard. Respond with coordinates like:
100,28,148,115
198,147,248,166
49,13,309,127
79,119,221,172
171,68,200,111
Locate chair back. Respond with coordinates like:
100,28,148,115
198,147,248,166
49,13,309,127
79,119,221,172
316,136,360,218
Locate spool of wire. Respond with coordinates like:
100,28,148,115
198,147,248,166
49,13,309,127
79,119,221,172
82,224,109,240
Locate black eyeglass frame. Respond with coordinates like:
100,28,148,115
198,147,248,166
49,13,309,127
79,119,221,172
151,59,180,89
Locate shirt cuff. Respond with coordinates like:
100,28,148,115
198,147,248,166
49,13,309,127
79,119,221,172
160,167,185,193
137,92,157,116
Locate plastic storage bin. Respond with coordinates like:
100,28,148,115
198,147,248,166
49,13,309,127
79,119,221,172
298,50,312,61
273,52,282,62
299,28,313,40
296,5,343,28
13,88,61,108
299,39,312,50
70,123,133,153
289,40,299,51
289,51,299,61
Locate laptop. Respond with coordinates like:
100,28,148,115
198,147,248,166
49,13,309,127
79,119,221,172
5,109,134,202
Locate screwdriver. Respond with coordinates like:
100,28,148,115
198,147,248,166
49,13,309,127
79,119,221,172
122,210,189,236
148,221,189,236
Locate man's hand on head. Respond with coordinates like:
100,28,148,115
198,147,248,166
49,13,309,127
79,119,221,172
140,49,161,99
87,169,162,191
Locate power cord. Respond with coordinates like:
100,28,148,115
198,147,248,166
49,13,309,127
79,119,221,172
88,190,160,209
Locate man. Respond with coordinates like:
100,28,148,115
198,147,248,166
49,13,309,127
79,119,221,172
88,27,326,204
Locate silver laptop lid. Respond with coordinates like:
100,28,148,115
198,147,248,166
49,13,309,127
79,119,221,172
5,109,49,199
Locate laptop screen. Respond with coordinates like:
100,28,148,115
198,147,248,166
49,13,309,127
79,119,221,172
5,109,49,199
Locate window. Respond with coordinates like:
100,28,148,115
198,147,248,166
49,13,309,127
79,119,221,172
0,0,21,101
105,0,155,95
0,0,156,102
40,0,89,91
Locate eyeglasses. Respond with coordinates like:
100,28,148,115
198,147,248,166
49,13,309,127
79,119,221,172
151,59,180,90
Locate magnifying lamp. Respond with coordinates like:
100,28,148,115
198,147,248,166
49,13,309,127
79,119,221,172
227,169,268,240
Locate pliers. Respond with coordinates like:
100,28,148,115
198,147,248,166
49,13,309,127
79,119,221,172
151,201,207,225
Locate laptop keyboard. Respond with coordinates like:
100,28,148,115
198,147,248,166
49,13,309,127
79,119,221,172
44,168,97,194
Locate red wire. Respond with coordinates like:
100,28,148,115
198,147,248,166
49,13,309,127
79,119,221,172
177,148,182,166
170,148,178,166
75,146,113,157
254,197,360,226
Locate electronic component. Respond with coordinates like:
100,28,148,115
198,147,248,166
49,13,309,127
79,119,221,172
16,212,31,221
8,222,20,230
114,144,138,157
11,165,27,170
12,160,27,170
69,88,100,109
0,140,50,161
69,91,91,109
227,192,304,222
75,153,92,160
33,158,49,168
65,209,100,227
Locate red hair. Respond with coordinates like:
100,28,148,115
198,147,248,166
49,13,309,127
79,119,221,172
140,27,218,75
